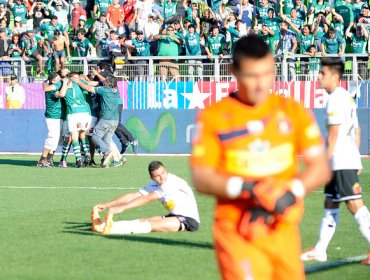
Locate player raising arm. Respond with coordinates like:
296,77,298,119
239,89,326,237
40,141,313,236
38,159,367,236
91,161,200,234
190,35,331,280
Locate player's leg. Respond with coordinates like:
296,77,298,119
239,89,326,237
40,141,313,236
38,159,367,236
54,53,60,72
109,141,125,167
39,118,62,167
60,52,65,70
92,119,110,160
301,172,340,262
59,134,72,168
80,130,91,165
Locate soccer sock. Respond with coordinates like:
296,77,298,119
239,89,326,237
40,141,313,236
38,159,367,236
61,141,71,161
109,220,152,234
72,140,82,161
39,156,46,161
354,206,370,244
46,153,53,161
315,208,339,253
81,138,91,158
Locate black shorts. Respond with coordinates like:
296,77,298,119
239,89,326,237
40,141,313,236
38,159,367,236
30,49,41,60
325,170,362,202
164,214,199,232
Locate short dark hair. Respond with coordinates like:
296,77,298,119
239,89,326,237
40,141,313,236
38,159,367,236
47,72,60,84
51,15,58,21
321,57,344,79
232,35,271,70
77,29,85,36
328,27,336,33
97,62,112,72
105,75,117,89
309,44,316,51
148,161,165,176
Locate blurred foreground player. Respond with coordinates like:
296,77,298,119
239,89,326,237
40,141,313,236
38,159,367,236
190,35,330,280
301,57,370,263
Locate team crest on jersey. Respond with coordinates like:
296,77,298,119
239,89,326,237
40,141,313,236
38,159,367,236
352,182,362,195
246,121,264,134
278,119,292,135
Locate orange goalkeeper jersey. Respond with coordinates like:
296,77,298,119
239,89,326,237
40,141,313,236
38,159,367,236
190,93,324,224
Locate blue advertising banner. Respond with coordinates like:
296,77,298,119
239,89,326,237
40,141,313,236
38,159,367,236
0,109,369,154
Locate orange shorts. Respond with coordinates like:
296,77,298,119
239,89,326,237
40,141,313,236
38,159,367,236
214,220,305,280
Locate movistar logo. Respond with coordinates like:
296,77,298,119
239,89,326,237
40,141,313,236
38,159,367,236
125,112,176,152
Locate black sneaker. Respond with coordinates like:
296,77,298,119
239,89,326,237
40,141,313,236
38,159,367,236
89,159,97,167
76,160,84,168
84,156,91,167
120,144,129,154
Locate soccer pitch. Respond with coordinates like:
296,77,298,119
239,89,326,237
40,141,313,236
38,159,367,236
0,155,369,280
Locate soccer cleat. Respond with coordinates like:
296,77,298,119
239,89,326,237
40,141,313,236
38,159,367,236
91,207,104,233
120,156,127,165
59,160,68,168
301,248,327,262
47,160,54,167
111,160,123,168
131,139,138,153
36,160,50,168
103,212,114,235
84,156,91,167
120,144,129,154
75,160,84,168
362,252,370,265
88,159,97,167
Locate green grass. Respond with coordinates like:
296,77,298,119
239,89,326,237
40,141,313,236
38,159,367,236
0,155,369,280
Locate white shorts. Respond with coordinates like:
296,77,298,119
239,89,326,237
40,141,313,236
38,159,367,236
67,112,91,132
61,120,70,137
86,116,98,136
44,118,63,151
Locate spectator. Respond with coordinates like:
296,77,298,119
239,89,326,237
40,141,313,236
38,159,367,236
72,15,90,41
326,8,344,37
311,11,328,52
308,0,330,17
227,0,239,11
257,23,275,52
235,0,256,29
12,16,27,35
225,19,247,52
96,29,109,58
0,27,11,78
299,25,314,74
205,25,227,59
180,17,202,79
215,3,232,23
134,0,154,31
256,0,272,23
72,29,93,57
353,0,366,19
334,0,354,30
144,12,161,55
29,1,49,30
71,0,87,29
107,0,125,34
5,75,25,109
50,29,71,71
162,0,178,22
123,0,136,37
7,34,23,76
321,27,345,56
154,26,183,80
8,0,28,27
184,0,199,26
0,19,11,37
280,7,303,35
0,3,11,26
279,0,294,16
21,29,46,76
92,12,112,54
40,15,64,40
106,30,124,68
48,0,70,50
294,0,307,21
275,21,297,80
200,8,217,35
127,30,150,76
94,0,112,17
306,45,321,81
208,0,221,11
262,8,281,53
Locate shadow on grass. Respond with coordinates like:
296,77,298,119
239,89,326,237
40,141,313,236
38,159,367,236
0,158,38,167
62,222,213,250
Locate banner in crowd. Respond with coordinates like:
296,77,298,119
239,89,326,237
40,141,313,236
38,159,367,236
0,109,369,155
0,80,368,109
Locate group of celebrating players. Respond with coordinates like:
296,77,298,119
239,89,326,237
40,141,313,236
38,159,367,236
37,61,138,168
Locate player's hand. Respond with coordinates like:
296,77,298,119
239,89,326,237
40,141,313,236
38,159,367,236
358,169,362,175
94,204,106,212
238,207,275,241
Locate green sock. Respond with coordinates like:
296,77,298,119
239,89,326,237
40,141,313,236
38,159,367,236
61,141,71,161
72,140,81,161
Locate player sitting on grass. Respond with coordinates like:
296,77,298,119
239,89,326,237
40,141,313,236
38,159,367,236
91,161,200,234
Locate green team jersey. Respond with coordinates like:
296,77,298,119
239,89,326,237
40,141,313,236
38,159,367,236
299,33,314,53
74,38,91,57
321,33,345,54
228,27,240,52
95,0,112,13
351,35,367,53
22,34,43,55
82,81,100,118
99,38,108,57
132,39,151,56
45,81,65,119
158,35,181,56
288,16,303,34
206,34,226,55
64,81,90,115
11,4,28,24
256,5,271,22
313,21,326,39
308,57,320,71
184,31,201,55
263,18,281,41
353,2,364,18
282,0,295,15
8,43,22,57
40,22,64,40
186,7,198,25
295,5,306,20
311,1,329,15
258,31,274,52
331,21,344,36
334,0,354,27
163,1,177,19
94,86,119,121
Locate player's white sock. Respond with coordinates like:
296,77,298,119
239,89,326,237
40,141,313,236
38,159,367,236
354,206,370,244
110,220,152,235
315,208,339,254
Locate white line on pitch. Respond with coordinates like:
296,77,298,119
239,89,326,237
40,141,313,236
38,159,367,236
0,186,138,190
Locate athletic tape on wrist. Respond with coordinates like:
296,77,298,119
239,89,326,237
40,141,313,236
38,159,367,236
291,179,305,198
226,176,244,198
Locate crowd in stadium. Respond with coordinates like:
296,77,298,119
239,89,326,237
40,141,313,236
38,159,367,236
0,0,369,77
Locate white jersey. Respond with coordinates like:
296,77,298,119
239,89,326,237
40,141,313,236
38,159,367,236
139,173,200,223
326,87,362,170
